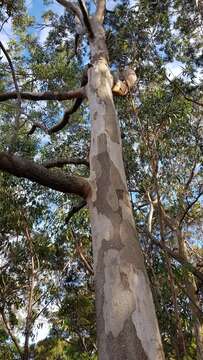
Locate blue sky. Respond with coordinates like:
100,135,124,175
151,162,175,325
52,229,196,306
26,0,64,43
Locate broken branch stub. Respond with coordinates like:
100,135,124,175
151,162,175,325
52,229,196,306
112,68,137,96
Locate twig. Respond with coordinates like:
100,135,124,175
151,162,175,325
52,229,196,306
32,260,71,322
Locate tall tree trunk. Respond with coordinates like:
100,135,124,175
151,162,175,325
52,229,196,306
86,18,165,360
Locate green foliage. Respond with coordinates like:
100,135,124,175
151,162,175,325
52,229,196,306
0,0,202,359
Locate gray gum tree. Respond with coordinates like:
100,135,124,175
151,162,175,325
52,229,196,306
0,1,165,359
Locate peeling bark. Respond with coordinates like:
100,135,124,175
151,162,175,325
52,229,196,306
86,17,165,359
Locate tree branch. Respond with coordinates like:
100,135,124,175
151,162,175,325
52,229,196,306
71,229,94,275
1,310,23,359
43,158,89,168
0,87,85,102
141,227,203,283
27,69,89,135
0,41,22,149
0,41,21,112
184,162,197,191
65,200,87,223
166,74,203,107
179,189,203,225
28,94,85,135
56,0,84,24
175,277,203,320
95,0,106,23
76,243,94,275
78,0,94,38
0,152,90,198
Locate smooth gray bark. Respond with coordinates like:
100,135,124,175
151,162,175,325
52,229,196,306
86,17,165,360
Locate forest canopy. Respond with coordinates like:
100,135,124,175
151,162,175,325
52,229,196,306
0,0,202,359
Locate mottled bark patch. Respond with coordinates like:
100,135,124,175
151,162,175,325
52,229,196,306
120,220,145,270
103,250,146,337
87,50,164,359
89,18,108,63
105,317,148,360
103,96,120,143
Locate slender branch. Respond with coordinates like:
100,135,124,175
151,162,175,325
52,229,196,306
141,227,203,283
175,277,203,320
43,158,89,169
32,298,54,323
65,200,87,223
147,192,157,233
1,310,23,359
28,70,88,134
164,255,186,357
0,152,90,198
0,16,10,33
27,122,48,135
33,260,70,322
71,229,94,275
78,0,94,38
0,41,21,112
179,189,203,225
0,41,22,148
95,0,106,23
166,74,203,107
0,87,85,102
184,162,197,191
76,243,94,275
48,109,75,134
28,94,85,135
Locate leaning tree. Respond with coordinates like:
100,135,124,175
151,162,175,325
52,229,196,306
0,0,167,359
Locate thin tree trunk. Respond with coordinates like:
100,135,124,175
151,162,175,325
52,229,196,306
177,228,203,360
86,18,165,360
23,224,35,360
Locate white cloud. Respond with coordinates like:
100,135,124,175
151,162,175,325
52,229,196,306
33,315,50,343
165,60,203,84
165,60,185,79
39,26,50,43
